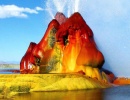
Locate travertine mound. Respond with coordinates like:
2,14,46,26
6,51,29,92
0,74,111,98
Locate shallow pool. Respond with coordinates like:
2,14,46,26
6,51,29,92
13,85,130,100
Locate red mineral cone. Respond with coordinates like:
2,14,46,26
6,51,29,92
20,12,105,76
55,12,67,25
20,42,37,73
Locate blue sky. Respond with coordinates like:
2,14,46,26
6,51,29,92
0,0,130,77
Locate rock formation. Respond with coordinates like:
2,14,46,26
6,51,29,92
20,12,105,81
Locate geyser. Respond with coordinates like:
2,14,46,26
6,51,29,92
20,12,107,81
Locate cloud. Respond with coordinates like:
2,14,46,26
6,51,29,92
0,5,43,18
35,6,43,11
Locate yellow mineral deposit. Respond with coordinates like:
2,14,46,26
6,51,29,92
0,74,111,98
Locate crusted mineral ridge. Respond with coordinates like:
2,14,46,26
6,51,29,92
55,12,104,71
20,12,105,82
55,12,67,25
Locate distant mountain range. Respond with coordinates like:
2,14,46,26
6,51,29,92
0,61,19,64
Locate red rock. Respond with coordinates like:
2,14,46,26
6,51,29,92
55,12,67,25
20,12,105,75
20,42,37,73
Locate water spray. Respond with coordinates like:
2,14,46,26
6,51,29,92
46,1,54,19
52,0,67,12
45,0,80,18
74,0,80,12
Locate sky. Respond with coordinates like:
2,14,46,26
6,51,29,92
0,0,130,77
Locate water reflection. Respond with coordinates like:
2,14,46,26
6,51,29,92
103,85,130,100
14,85,130,100
15,89,103,100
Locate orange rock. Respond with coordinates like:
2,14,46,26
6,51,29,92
20,12,105,76
56,12,104,72
113,77,130,85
